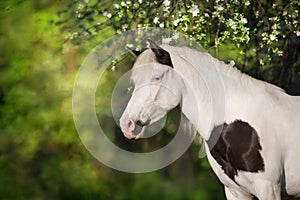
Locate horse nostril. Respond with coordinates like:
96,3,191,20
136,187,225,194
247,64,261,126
136,119,150,127
127,119,135,132
136,120,145,127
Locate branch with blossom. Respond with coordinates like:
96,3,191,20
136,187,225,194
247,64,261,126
58,0,300,94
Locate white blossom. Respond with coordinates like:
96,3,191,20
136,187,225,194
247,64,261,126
113,4,119,9
189,5,199,17
240,18,248,24
283,11,287,16
270,35,276,41
228,19,236,30
163,0,171,7
173,19,180,26
111,65,116,71
259,59,264,65
245,0,250,6
103,11,112,18
163,0,171,11
215,5,224,11
233,0,240,5
153,17,159,24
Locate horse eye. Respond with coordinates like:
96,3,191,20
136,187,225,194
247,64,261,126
153,76,161,81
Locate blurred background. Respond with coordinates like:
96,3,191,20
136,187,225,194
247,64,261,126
0,0,299,199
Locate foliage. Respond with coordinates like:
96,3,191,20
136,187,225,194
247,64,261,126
61,0,300,94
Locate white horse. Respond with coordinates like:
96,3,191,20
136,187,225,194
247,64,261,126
119,40,300,200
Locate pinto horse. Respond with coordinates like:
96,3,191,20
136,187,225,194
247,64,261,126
119,40,300,199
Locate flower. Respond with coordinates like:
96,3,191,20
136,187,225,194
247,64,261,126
103,11,112,18
173,19,180,26
270,34,276,41
229,60,235,66
189,5,199,17
153,17,159,24
215,5,224,11
240,18,248,24
163,0,171,6
113,4,119,9
228,19,236,29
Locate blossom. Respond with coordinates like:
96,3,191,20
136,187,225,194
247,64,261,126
163,0,170,12
113,4,119,9
229,60,235,66
189,5,199,17
240,18,248,24
173,19,180,26
103,11,112,18
228,19,236,29
163,0,171,7
153,17,159,24
270,34,276,41
215,5,224,11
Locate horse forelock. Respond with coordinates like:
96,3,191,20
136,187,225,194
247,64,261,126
132,49,156,69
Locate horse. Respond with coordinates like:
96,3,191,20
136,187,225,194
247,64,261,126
119,40,300,200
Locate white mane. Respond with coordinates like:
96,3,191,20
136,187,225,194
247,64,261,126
161,44,285,94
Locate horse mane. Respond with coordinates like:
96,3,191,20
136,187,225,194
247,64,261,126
161,44,286,95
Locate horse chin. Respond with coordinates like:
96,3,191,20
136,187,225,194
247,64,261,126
123,126,145,140
135,126,145,139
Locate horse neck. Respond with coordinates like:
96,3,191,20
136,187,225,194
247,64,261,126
174,52,251,140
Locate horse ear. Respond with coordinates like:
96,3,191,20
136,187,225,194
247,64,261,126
147,39,174,68
125,45,142,57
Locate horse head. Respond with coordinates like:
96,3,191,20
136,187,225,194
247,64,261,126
120,40,183,139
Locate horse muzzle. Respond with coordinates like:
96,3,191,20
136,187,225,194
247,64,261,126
120,118,150,139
